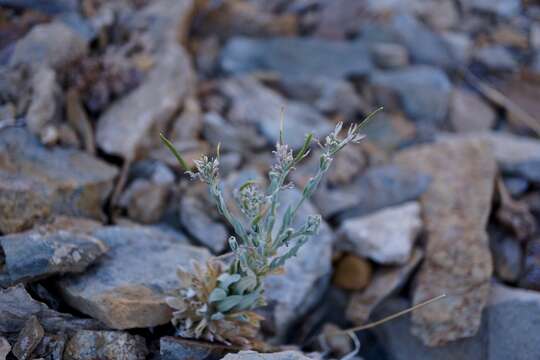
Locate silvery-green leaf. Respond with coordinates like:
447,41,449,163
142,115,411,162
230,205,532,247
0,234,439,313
233,275,257,294
217,273,241,289
217,295,244,313
236,288,263,311
208,288,227,303
210,312,225,321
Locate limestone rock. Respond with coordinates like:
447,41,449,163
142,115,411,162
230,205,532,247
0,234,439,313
160,337,234,360
338,202,422,265
221,37,373,79
395,137,496,346
0,337,10,360
0,284,103,334
64,331,147,360
347,248,423,325
58,226,210,329
222,351,312,360
0,225,107,284
119,179,169,224
12,316,44,360
9,21,87,69
0,128,118,234
450,89,496,133
519,238,540,291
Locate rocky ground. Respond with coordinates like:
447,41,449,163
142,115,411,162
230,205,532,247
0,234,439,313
1,0,540,359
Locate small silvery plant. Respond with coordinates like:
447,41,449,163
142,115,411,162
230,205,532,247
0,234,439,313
161,108,381,347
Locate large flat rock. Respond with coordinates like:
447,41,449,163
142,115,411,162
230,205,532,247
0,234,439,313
58,226,210,329
0,128,118,234
395,137,496,346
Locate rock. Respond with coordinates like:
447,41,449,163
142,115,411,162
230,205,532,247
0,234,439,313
0,337,10,360
466,132,540,164
26,66,61,141
490,235,522,283
221,37,373,79
502,160,540,184
395,137,496,346
450,89,496,133
441,32,473,65
96,43,195,160
361,113,417,152
519,238,540,291
390,14,454,68
33,334,66,360
263,188,335,338
320,323,353,357
420,0,459,30
277,76,364,121
9,21,87,69
0,128,118,234
219,77,332,150
0,0,77,14
64,331,147,360
12,316,44,360
0,284,103,334
474,46,518,72
203,112,267,153
370,66,452,125
371,43,409,69
338,202,422,265
0,225,107,284
333,254,372,291
460,0,522,18
313,0,371,40
222,351,311,360
316,165,430,221
58,226,210,329
502,177,528,197
160,337,234,360
119,179,169,224
179,196,228,253
346,248,423,324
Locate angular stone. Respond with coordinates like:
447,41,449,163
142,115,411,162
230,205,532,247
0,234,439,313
395,137,496,346
64,331,147,360
12,316,44,360
473,46,518,72
371,43,409,69
96,43,195,160
222,351,311,360
179,196,228,253
460,0,522,18
338,202,422,265
26,66,61,140
0,225,107,284
0,128,118,234
9,21,87,69
33,334,66,360
0,284,103,334
58,226,211,329
317,165,430,221
333,254,372,291
0,337,10,360
519,238,540,291
221,37,373,79
346,248,423,325
219,77,332,150
502,160,540,184
203,112,267,153
370,66,452,125
450,89,496,133
119,179,169,224
160,337,234,360
490,235,523,283
263,188,335,338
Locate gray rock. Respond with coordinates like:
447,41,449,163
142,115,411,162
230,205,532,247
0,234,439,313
203,112,267,153
474,46,518,71
441,32,473,65
0,284,103,334
519,238,540,291
219,77,332,150
460,0,522,17
0,337,10,360
371,43,409,69
395,137,496,346
221,37,373,79
58,226,211,329
96,43,195,160
0,128,118,234
26,66,61,141
346,248,423,324
502,160,540,184
119,179,169,224
0,225,107,284
390,14,454,68
160,337,234,360
179,196,229,253
9,21,87,69
64,331,147,360
33,334,66,360
222,351,312,360
502,177,529,197
263,188,335,338
339,202,422,265
0,0,77,14
490,236,523,283
370,66,452,125
320,165,431,221
450,88,496,133
12,316,44,360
